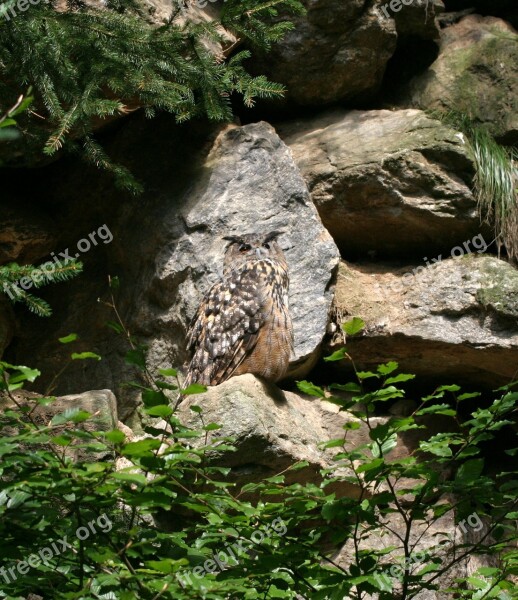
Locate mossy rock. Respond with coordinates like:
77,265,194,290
408,16,518,142
476,258,518,318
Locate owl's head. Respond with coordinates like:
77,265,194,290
222,231,287,273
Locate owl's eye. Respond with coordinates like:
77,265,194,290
239,244,251,253
262,242,270,250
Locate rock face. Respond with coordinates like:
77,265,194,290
279,108,482,259
248,0,397,105
0,389,119,461
0,201,56,265
177,373,413,496
7,117,338,420
408,15,518,143
330,255,518,389
137,121,339,387
392,0,443,40
178,374,349,489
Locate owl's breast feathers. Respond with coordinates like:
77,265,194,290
185,258,293,387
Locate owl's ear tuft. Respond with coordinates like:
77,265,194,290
264,230,285,243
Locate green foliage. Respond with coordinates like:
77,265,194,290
0,92,32,145
0,319,517,598
0,0,304,190
0,259,83,316
436,110,518,261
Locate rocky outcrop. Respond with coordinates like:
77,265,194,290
176,373,417,496
279,108,482,259
0,201,56,265
8,117,338,420
392,0,443,40
407,15,518,143
330,255,518,389
133,121,339,387
0,389,119,460
178,374,353,490
248,0,397,106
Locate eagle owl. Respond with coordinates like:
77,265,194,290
184,231,294,387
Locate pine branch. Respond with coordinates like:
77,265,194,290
0,260,83,317
0,0,304,189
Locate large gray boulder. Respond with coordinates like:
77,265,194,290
407,15,518,143
176,373,412,497
138,122,339,388
330,255,518,389
279,108,482,259
248,0,397,106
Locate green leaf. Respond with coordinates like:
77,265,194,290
416,404,456,417
455,458,484,484
296,380,325,398
125,348,146,370
111,472,148,486
181,384,207,396
342,317,365,336
384,373,415,385
475,567,500,577
5,365,41,384
377,361,399,376
356,370,379,381
142,390,168,408
343,421,361,430
145,405,173,418
437,384,461,393
159,368,178,377
372,433,398,458
203,423,222,431
457,392,481,402
420,438,453,457
324,348,348,362
330,382,361,392
105,429,126,444
121,439,161,457
71,352,101,361
51,435,72,446
106,320,124,334
58,333,78,344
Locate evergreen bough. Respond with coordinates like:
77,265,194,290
0,0,304,191
0,260,83,316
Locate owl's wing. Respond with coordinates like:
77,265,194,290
185,270,265,387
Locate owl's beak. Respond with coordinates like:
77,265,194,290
255,247,267,259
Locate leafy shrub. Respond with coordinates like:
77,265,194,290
0,320,517,599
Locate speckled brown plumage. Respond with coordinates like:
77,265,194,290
184,231,293,387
